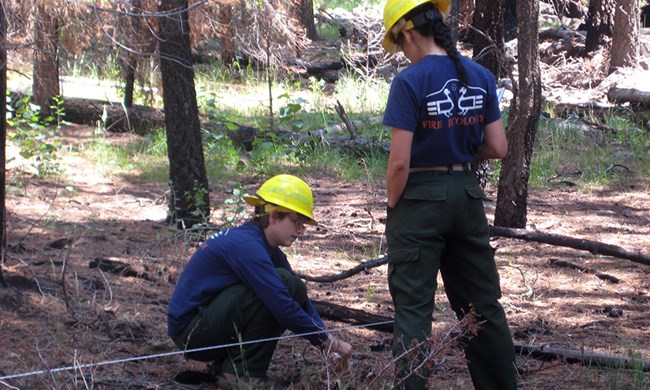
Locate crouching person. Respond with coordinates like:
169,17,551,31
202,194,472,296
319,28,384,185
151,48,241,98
167,174,352,388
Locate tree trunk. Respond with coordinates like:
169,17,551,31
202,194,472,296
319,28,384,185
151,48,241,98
471,0,505,78
217,1,237,65
119,0,145,108
123,55,138,108
609,0,640,74
494,0,542,228
0,3,7,287
504,0,517,41
583,0,615,55
471,0,506,189
458,0,474,27
32,2,60,118
158,0,210,229
297,0,317,40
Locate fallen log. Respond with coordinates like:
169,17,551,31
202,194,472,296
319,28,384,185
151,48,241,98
63,97,165,134
311,299,394,332
604,69,650,106
8,91,390,156
549,258,621,283
515,344,650,372
489,226,650,266
8,91,165,135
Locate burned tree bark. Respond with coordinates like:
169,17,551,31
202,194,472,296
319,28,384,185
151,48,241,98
471,0,506,78
296,0,317,40
583,0,615,55
609,0,640,74
32,2,60,118
494,0,541,228
158,0,210,229
0,3,7,288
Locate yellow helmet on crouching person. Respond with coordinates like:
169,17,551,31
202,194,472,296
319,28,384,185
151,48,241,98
243,174,318,225
382,0,451,53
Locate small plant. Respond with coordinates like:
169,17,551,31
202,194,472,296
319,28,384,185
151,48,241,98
218,181,251,228
183,182,211,228
278,88,308,132
7,94,63,177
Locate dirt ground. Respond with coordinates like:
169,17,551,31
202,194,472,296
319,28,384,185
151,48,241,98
0,122,649,390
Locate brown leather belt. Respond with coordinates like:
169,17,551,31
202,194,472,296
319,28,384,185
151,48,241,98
410,163,471,173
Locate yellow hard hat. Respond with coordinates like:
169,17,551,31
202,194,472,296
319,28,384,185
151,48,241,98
243,174,318,225
382,0,451,53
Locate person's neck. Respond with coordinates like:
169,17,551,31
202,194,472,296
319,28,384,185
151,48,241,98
412,36,446,63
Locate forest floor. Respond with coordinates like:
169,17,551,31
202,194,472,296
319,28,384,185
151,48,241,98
0,121,649,389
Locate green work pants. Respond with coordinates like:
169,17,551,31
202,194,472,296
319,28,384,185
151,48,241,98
171,268,308,378
386,170,517,390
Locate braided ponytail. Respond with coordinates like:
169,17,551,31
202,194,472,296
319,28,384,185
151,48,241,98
404,3,468,86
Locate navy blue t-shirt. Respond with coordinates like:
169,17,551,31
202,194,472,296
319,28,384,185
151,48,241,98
383,54,501,167
167,221,327,346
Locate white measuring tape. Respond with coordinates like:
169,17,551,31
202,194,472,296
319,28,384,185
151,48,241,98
0,320,394,382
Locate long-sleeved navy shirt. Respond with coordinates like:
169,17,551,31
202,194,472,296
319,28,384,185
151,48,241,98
167,221,328,346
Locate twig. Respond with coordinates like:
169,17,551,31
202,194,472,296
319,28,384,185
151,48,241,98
36,341,58,386
97,268,113,306
61,250,71,311
367,312,475,388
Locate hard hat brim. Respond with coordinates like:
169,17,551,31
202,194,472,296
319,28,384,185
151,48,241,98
244,195,319,226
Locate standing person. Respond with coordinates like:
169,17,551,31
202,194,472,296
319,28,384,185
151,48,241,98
167,174,352,388
381,0,517,389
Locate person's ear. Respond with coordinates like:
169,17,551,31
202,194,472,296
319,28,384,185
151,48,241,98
268,210,279,224
401,29,412,44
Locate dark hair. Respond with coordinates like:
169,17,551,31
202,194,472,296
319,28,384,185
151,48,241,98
401,2,468,86
253,205,290,228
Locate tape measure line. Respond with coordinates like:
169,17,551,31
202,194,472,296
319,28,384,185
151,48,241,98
0,320,394,382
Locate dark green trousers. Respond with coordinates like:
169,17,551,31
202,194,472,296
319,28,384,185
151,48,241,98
386,170,517,390
172,268,308,378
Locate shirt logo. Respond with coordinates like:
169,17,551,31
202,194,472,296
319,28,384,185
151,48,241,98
426,79,486,118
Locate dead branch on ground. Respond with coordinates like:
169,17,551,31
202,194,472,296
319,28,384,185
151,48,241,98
296,256,387,283
515,344,650,372
489,226,650,266
549,258,621,283
334,100,357,139
298,226,649,284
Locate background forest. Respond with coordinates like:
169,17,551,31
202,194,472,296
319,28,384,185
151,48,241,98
1,0,650,389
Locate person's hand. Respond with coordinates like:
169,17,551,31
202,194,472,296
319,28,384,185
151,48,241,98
323,335,352,358
320,336,353,383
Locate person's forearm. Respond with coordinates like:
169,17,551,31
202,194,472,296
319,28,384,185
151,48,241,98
386,128,412,208
387,163,409,208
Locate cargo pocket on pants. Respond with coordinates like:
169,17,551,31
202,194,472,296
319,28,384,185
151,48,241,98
388,247,421,289
464,185,486,200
